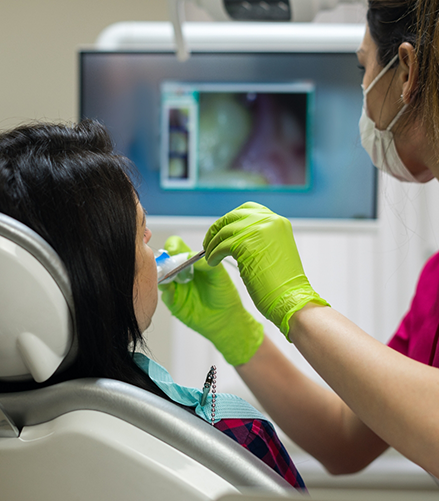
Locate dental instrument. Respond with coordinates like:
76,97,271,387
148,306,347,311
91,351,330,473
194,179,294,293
157,249,206,284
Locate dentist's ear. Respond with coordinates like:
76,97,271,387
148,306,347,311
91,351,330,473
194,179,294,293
398,42,419,104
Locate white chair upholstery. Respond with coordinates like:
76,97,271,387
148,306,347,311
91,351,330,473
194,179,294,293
0,214,294,500
0,213,76,382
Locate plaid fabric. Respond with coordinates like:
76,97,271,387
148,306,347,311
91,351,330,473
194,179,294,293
215,418,306,491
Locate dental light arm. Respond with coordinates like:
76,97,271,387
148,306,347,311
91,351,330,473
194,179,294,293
168,0,189,61
168,0,366,60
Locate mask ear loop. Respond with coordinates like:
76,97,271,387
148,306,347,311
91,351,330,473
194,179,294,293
364,54,400,95
363,54,406,132
386,58,409,131
387,103,408,131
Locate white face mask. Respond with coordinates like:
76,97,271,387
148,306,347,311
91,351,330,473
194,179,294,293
359,54,433,183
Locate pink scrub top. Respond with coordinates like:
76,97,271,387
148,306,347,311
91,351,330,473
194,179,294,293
388,251,439,367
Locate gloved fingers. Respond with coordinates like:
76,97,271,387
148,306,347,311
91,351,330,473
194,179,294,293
164,235,192,256
158,280,176,299
194,258,231,286
204,205,275,266
203,201,264,253
193,256,212,272
160,281,194,318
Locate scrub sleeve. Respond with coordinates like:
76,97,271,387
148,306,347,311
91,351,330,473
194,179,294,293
388,251,439,367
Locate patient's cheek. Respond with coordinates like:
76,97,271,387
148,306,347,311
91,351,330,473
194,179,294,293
133,251,158,331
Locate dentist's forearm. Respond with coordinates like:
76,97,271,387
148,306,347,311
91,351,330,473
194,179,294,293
288,303,439,477
236,335,388,474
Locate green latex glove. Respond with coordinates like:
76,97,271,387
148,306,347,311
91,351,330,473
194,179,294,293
159,236,264,366
203,202,329,338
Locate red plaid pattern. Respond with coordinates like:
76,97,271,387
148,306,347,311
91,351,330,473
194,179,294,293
215,418,306,491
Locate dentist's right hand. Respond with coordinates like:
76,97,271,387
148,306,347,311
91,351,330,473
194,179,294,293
204,202,329,339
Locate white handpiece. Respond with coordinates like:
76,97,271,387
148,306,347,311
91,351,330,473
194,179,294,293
156,249,206,284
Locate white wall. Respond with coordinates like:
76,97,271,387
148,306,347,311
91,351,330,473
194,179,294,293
0,0,168,130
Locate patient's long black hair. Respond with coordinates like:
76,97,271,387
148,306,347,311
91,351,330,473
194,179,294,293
0,119,169,398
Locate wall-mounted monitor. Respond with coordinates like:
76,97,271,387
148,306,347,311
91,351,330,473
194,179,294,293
80,50,376,219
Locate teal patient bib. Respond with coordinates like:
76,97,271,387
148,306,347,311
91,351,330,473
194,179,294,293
133,353,267,424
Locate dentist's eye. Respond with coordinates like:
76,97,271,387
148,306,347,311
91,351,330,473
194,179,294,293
357,64,365,74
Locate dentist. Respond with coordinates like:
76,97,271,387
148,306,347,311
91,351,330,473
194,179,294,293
160,0,439,480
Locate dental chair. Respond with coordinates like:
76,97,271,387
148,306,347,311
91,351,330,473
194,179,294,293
0,213,294,501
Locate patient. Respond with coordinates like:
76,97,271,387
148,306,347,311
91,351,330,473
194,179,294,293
0,120,305,491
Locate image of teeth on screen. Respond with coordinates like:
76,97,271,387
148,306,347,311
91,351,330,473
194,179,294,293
161,82,314,191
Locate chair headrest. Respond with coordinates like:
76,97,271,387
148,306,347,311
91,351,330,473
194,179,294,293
0,213,76,383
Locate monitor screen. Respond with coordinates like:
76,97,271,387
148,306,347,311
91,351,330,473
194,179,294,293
160,82,314,192
80,51,376,219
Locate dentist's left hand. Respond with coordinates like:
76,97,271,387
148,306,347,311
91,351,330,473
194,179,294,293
159,236,264,366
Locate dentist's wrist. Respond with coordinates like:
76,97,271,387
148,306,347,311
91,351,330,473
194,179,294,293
217,313,264,366
287,302,331,343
